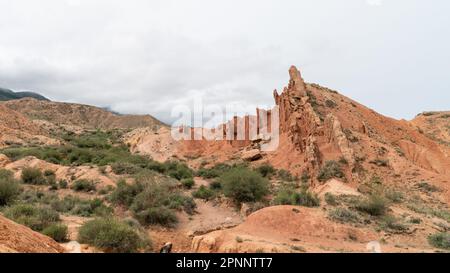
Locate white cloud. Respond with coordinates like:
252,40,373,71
0,0,449,124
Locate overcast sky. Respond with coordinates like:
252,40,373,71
0,0,449,124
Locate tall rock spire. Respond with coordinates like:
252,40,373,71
288,65,306,97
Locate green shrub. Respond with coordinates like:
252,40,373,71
324,193,338,206
428,233,450,250
71,179,96,192
109,180,143,207
255,164,276,178
197,163,232,179
130,183,194,214
59,180,68,189
277,169,294,182
111,162,141,175
385,189,404,203
135,207,178,227
50,195,112,217
356,195,388,216
165,161,193,180
329,208,360,223
209,181,222,190
273,187,320,207
301,172,311,184
192,185,215,200
379,215,408,232
78,218,147,253
44,170,55,177
220,167,269,204
3,204,60,231
42,224,68,242
181,178,195,189
166,194,196,214
0,175,21,206
21,167,46,185
0,169,14,179
317,161,345,182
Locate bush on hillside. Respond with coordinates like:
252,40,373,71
21,167,46,185
3,204,60,231
42,224,68,242
255,164,276,178
356,194,388,216
428,232,450,250
192,185,216,201
71,179,96,192
317,161,345,182
197,163,232,179
220,167,269,204
0,174,21,206
273,187,320,207
181,178,195,189
78,218,148,253
134,207,178,227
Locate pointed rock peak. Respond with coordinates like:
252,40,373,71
288,65,306,97
289,65,302,82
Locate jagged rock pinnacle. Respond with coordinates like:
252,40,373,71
288,65,306,97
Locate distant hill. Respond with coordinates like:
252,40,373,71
0,87,49,101
2,98,166,130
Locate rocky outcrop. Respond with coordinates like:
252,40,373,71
273,66,324,174
191,206,377,253
324,114,356,168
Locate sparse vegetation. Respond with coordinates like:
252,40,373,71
277,169,295,182
42,224,68,242
356,194,388,216
0,131,194,181
134,207,178,227
111,162,141,175
379,215,408,232
110,178,195,227
324,193,339,206
317,161,345,182
18,190,112,217
192,185,215,200
181,178,195,189
21,167,46,185
273,187,320,207
428,233,450,250
0,170,21,206
220,167,269,204
328,208,360,224
71,179,96,192
255,164,276,178
78,217,149,253
3,204,60,232
385,189,404,203
416,181,440,193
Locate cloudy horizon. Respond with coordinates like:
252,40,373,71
1,0,449,124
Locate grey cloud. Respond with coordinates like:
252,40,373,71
0,0,449,125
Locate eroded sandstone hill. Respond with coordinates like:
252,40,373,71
126,66,450,188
